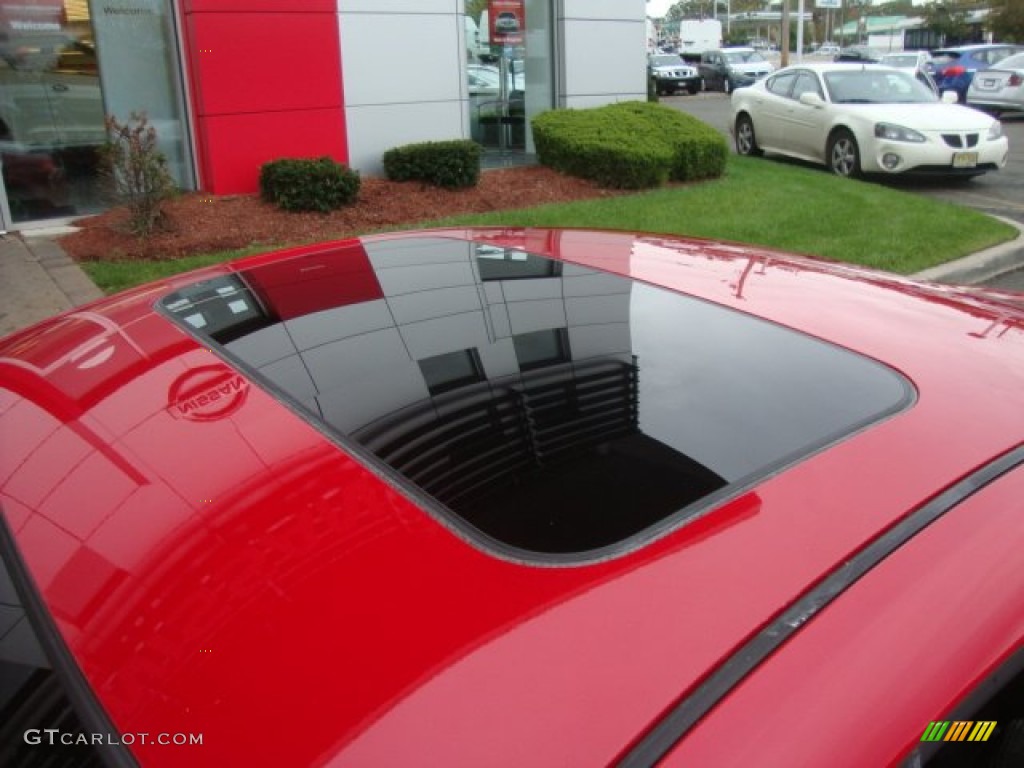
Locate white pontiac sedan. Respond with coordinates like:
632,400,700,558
731,63,1009,179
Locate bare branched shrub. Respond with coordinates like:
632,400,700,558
100,112,177,236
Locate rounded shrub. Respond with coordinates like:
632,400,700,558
532,101,728,189
259,156,360,212
382,140,482,189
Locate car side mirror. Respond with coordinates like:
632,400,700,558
940,90,958,104
798,92,825,108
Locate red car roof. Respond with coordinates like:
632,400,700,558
1,228,1022,766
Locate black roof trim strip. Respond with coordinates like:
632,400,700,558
618,444,1024,768
0,509,139,768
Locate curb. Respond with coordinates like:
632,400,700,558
911,215,1024,286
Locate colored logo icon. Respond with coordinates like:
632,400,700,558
920,721,997,742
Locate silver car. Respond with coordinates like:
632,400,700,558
967,51,1024,116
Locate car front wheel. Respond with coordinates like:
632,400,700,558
827,129,861,178
735,114,762,157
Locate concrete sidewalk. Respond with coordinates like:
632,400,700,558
0,223,1022,341
0,230,103,338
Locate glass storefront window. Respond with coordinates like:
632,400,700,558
466,0,551,158
0,18,104,222
0,0,192,228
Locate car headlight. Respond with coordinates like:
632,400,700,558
874,123,926,143
987,121,1003,140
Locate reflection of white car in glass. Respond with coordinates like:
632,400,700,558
468,64,524,106
731,63,1008,179
495,11,520,34
0,35,105,149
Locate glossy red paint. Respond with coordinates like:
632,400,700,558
181,4,346,194
663,464,1024,768
1,229,1022,766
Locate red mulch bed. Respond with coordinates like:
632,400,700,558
61,166,623,262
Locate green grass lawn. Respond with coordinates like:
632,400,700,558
82,155,1018,294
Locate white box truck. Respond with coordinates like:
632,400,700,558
677,19,723,61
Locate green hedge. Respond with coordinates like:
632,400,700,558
531,101,727,189
382,139,482,189
259,156,360,212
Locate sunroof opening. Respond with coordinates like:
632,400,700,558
160,236,913,558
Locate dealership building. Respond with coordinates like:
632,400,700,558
0,0,647,231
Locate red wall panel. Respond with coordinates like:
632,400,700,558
198,109,347,195
187,13,342,115
184,0,335,11
181,5,348,195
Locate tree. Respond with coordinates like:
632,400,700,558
466,0,487,23
923,1,972,46
989,0,1024,43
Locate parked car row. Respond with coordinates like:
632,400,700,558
967,51,1024,117
648,47,774,96
828,43,1024,114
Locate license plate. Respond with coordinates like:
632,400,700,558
953,152,978,168
979,78,997,89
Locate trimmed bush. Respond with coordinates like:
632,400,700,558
259,156,360,212
531,101,728,189
382,140,482,189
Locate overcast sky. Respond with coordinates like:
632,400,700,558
647,0,674,17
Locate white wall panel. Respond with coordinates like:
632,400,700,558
563,273,631,297
565,293,632,325
562,0,645,20
501,278,563,302
477,338,519,379
303,328,411,392
399,311,491,360
225,324,294,368
339,8,468,174
344,102,467,175
568,322,632,360
506,299,567,335
487,300,512,340
374,261,476,296
261,356,318,402
340,15,462,105
388,286,482,326
560,19,646,101
317,366,429,434
368,239,473,269
285,301,393,351
340,1,457,13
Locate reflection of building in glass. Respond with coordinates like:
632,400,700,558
162,237,734,553
162,236,911,557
